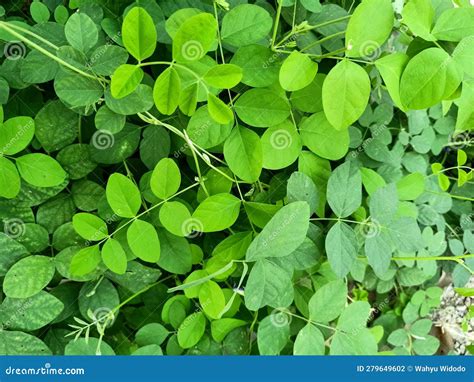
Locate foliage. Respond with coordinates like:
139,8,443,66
0,0,472,356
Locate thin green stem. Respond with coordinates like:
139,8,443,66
271,0,283,47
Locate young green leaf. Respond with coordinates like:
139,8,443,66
192,193,241,232
327,161,362,218
0,116,35,155
203,64,243,89
106,173,141,218
153,67,181,115
279,51,318,91
72,213,108,241
122,7,157,61
16,153,67,188
101,238,128,275
111,64,144,99
64,13,98,53
127,219,161,262
325,221,358,278
150,158,181,199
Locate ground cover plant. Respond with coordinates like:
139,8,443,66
0,0,472,356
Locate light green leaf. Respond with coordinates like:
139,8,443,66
221,4,272,47
0,331,51,355
150,158,181,199
16,153,67,188
198,281,226,319
375,53,409,110
153,67,181,115
294,324,325,355
101,238,127,274
432,7,474,42
203,64,242,89
327,161,362,218
122,7,157,61
111,64,143,99
325,221,358,278
223,126,262,182
127,219,161,262
64,13,98,53
257,314,290,355
396,172,425,200
0,156,20,199
453,36,474,78
246,201,310,261
401,0,435,41
106,173,141,218
279,51,318,91
177,312,206,348
322,60,370,129
0,116,35,155
309,279,347,323
72,213,108,241
345,0,394,58
192,193,241,232
70,245,101,277
207,93,234,125
3,256,55,298
261,121,302,170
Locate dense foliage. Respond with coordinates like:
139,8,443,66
0,0,472,356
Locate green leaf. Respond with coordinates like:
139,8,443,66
54,72,103,107
30,1,50,23
173,13,217,62
327,161,362,218
106,173,141,218
157,230,192,274
153,67,181,115
279,51,318,91
345,0,394,58
300,112,349,160
198,281,226,319
177,312,206,348
187,106,232,149
159,201,192,237
0,116,35,155
111,64,144,99
0,291,63,331
70,245,101,277
396,172,425,200
246,201,310,261
101,238,127,275
136,323,169,346
287,172,318,215
412,335,440,355
375,53,409,111
401,0,435,41
16,153,67,188
360,167,386,195
388,217,423,252
294,324,325,355
65,338,115,355
261,121,302,170
122,7,157,61
234,89,291,128
72,213,108,241
0,331,51,355
322,60,370,129
207,93,234,125
127,219,161,263
230,45,279,87
203,64,242,89
365,231,392,277
432,8,474,42
0,156,20,199
221,4,273,47
64,12,98,53
257,314,290,355
399,48,462,110
211,318,247,342
308,280,347,323
192,193,241,232
150,158,181,199
223,126,262,183
325,221,358,278
455,79,474,132
453,36,474,78
3,256,55,298
245,259,294,311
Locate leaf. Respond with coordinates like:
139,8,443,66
257,314,290,355
187,106,232,149
360,167,386,196
159,201,192,237
345,0,394,58
308,280,347,323
54,72,103,107
65,338,115,355
72,213,108,241
0,156,20,199
300,112,349,160
455,80,474,132
221,4,273,47
322,60,370,130
3,256,55,298
150,158,181,199
211,318,247,342
207,93,234,124
246,201,310,261
261,121,302,170
70,245,101,277
203,64,242,89
198,281,226,319
173,13,217,62
16,153,67,188
101,238,127,275
396,172,425,200
401,0,435,41
153,67,181,115
287,172,318,215
157,230,192,275
0,291,63,331
0,331,51,355
294,324,325,355
177,312,206,348
279,51,318,91
327,161,362,218
223,126,262,183
365,231,393,277
106,173,141,218
0,116,35,155
432,8,474,42
399,48,462,110
244,259,294,311
111,64,144,99
64,13,98,53
136,323,169,346
388,217,424,252
192,193,241,232
453,36,474,78
234,89,291,128
325,222,358,278
122,7,157,61
374,53,409,110
127,219,161,262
